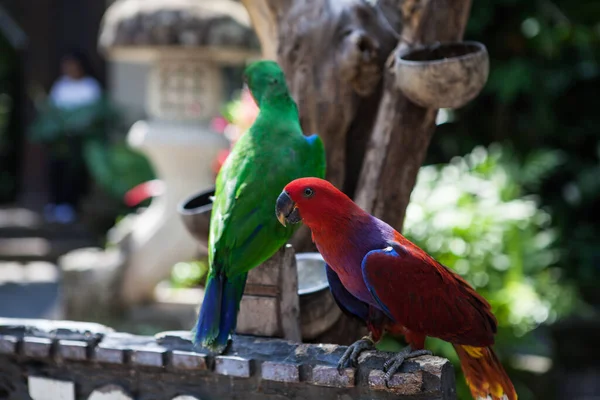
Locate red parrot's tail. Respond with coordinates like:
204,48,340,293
454,345,517,400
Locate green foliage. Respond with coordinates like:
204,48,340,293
400,145,580,399
29,96,155,202
83,138,155,201
406,145,578,333
28,96,118,143
170,259,209,288
430,0,600,304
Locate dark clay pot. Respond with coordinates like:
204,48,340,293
177,187,215,251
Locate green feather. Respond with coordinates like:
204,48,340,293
194,60,326,352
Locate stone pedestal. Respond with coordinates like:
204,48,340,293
89,0,261,308
116,119,227,305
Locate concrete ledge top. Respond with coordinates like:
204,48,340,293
99,0,260,51
0,317,456,399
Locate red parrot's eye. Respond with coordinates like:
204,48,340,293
303,188,314,198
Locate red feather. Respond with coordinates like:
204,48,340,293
282,177,517,400
362,235,497,347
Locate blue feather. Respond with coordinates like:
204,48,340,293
361,248,397,320
305,134,319,144
193,273,223,348
215,274,247,348
326,264,370,321
193,273,248,353
240,224,263,249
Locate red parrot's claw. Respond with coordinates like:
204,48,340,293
384,375,393,389
383,348,433,384
337,337,374,374
337,347,353,374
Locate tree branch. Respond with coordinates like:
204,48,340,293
239,0,286,60
354,0,472,230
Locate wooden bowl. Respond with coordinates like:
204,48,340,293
394,41,489,109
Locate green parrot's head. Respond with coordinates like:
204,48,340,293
243,60,289,107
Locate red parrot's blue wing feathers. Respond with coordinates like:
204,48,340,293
361,241,496,347
326,264,370,321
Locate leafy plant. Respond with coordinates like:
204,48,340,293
28,96,118,143
430,0,600,304
170,258,209,288
29,95,155,203
83,138,155,201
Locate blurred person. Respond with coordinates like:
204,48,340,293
43,50,101,224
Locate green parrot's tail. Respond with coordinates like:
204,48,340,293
193,272,247,354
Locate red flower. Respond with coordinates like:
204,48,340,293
211,116,229,134
124,180,165,207
213,149,231,175
211,86,260,176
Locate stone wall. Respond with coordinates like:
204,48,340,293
0,318,456,399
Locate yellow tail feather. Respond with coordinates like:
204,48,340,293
454,345,517,400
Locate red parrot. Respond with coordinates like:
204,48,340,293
275,177,517,400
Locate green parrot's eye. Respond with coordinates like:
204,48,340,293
303,187,314,198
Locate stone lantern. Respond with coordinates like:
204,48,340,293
97,0,261,307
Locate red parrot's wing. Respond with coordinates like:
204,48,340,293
361,240,497,347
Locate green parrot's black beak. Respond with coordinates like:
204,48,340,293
276,191,301,227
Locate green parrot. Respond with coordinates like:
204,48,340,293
193,60,326,353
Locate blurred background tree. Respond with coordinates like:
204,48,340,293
429,0,600,306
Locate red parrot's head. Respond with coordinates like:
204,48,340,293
276,177,355,229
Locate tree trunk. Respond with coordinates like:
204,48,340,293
241,0,473,344
354,0,472,228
